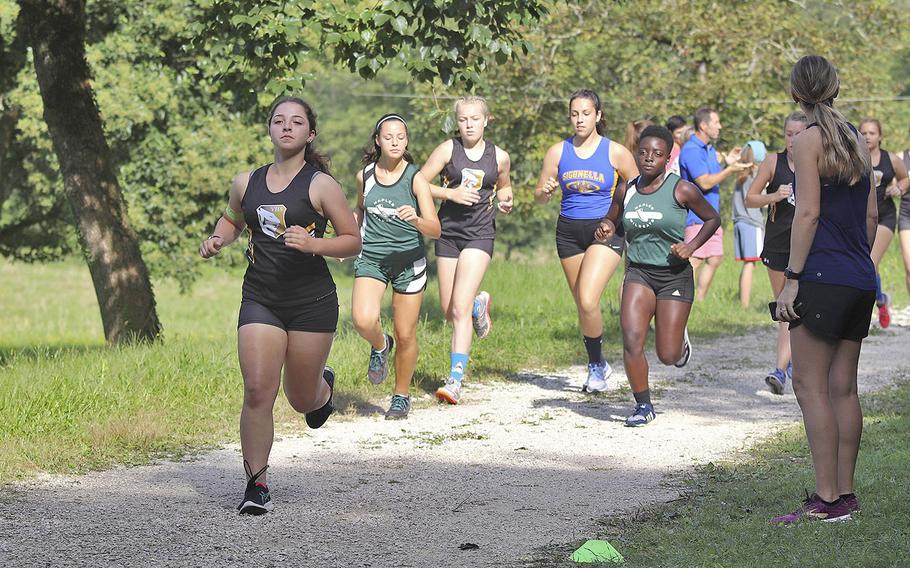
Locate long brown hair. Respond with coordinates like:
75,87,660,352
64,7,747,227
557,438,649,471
267,96,331,175
568,89,607,136
789,56,870,184
625,119,654,152
360,114,414,166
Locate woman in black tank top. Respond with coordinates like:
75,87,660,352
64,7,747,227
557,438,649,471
199,97,361,514
744,112,808,394
419,96,513,405
859,118,910,328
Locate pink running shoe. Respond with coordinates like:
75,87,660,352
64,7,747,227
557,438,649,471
771,493,851,524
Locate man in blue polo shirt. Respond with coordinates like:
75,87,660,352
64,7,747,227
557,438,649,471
679,107,752,301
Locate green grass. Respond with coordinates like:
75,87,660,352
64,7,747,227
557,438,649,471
531,382,910,568
1,232,907,479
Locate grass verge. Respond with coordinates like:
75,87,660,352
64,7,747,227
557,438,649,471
532,382,910,567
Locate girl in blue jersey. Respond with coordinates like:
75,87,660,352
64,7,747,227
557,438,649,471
535,89,638,392
773,56,876,524
199,97,361,514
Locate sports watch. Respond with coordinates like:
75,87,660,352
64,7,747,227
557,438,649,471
784,267,802,280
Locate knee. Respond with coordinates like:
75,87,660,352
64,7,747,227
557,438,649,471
623,331,646,356
656,347,681,366
450,301,472,324
394,326,417,350
577,292,601,316
351,308,378,334
243,377,278,410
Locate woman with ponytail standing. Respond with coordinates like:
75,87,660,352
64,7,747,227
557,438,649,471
199,97,361,514
772,56,877,524
535,89,638,393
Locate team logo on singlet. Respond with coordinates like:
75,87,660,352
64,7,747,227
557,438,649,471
460,168,485,191
624,203,663,228
257,204,287,239
367,198,400,222
873,169,884,188
562,169,606,193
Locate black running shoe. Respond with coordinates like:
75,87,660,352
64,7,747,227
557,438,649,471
305,366,335,429
384,394,411,420
238,460,272,515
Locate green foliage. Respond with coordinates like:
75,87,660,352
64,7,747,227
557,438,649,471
190,0,548,107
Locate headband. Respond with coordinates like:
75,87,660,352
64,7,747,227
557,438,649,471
374,114,407,134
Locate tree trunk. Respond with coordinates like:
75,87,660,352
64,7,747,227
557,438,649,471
18,0,160,343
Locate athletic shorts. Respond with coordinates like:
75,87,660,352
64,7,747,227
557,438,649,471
879,207,897,232
624,262,694,303
435,236,494,258
684,224,723,259
761,250,789,272
353,255,428,294
555,215,625,259
734,222,763,262
789,281,875,342
899,198,910,231
238,291,338,333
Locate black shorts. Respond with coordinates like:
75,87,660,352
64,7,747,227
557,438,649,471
555,215,625,259
789,281,875,342
624,262,694,303
238,291,338,333
761,250,789,272
899,198,910,231
435,236,494,258
879,208,897,232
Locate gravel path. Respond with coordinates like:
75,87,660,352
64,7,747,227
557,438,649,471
3,321,909,567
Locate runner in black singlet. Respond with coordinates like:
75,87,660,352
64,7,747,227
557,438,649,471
199,97,361,515
859,118,909,328
745,111,809,394
420,96,513,405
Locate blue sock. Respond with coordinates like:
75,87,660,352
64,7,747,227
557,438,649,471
875,273,885,305
450,352,469,382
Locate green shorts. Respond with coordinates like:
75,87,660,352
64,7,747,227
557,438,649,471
354,255,428,294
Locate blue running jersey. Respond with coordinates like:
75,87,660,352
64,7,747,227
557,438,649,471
557,137,618,219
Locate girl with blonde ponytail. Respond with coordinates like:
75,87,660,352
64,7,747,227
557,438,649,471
772,55,877,525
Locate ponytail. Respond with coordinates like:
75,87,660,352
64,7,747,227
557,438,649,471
789,56,870,184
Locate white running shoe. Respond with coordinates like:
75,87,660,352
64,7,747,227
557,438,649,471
472,291,492,339
583,361,611,393
674,327,691,368
435,377,462,404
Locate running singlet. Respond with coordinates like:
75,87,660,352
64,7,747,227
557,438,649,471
763,152,796,255
622,173,688,267
873,149,896,219
360,162,424,262
798,124,876,290
437,137,499,240
558,136,618,219
241,163,335,306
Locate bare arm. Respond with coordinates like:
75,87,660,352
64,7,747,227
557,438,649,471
866,175,879,248
534,142,563,204
495,147,514,213
609,141,640,187
398,171,441,238
694,163,750,192
199,172,249,259
744,155,781,208
287,173,362,258
887,152,910,197
594,181,628,242
670,180,721,259
353,169,365,227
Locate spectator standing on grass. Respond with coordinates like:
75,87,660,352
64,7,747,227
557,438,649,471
772,55,876,524
679,107,752,301
732,140,767,307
